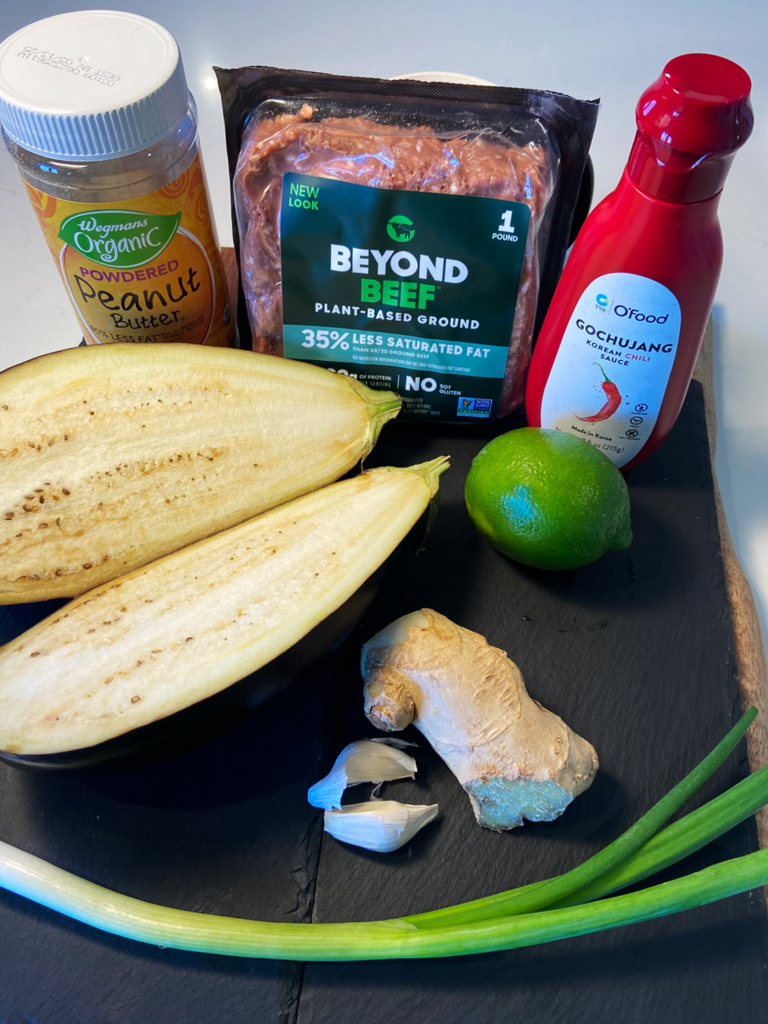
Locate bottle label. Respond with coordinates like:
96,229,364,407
279,173,530,421
24,153,235,347
539,273,681,467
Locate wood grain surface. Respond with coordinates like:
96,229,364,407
693,324,768,844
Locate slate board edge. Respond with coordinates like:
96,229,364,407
693,321,768,847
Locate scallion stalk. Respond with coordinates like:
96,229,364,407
0,709,761,961
555,760,768,907
416,848,768,960
403,753,768,930
2,837,768,960
403,707,757,929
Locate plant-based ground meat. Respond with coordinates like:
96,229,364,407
234,104,554,415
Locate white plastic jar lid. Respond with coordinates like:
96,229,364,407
0,10,189,161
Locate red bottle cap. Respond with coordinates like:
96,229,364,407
627,53,753,204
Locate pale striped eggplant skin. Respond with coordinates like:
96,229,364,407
0,459,448,765
0,344,401,604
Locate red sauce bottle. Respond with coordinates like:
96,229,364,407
525,53,753,471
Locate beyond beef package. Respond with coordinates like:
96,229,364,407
216,66,599,422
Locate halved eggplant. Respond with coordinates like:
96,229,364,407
0,563,379,773
0,343,400,603
0,458,448,770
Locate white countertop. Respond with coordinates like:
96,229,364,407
1,0,767,652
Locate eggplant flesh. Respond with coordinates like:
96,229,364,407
0,563,381,772
0,511,431,772
0,459,448,767
0,343,400,603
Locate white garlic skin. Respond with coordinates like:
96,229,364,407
323,801,439,852
307,739,417,810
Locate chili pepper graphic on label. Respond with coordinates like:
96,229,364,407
576,363,622,423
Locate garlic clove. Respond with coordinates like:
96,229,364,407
307,739,417,810
323,800,439,852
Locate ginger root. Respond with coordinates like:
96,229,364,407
361,609,598,830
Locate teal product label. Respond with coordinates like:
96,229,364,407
280,173,530,420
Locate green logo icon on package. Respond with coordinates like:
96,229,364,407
387,215,415,242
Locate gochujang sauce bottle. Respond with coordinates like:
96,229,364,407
525,53,753,470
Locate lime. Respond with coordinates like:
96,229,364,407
464,428,632,570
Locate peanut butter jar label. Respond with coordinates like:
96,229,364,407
25,154,235,347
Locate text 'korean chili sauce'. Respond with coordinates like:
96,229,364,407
525,53,753,470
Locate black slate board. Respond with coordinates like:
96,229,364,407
1,380,766,1024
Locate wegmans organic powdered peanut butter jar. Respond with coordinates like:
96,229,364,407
0,10,235,348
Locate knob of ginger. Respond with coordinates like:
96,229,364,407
361,609,598,830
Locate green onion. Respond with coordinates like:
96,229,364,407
1,838,767,960
405,740,768,929
0,708,761,961
417,848,768,960
556,760,768,907
404,707,757,929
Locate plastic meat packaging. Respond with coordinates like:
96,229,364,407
216,67,599,422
